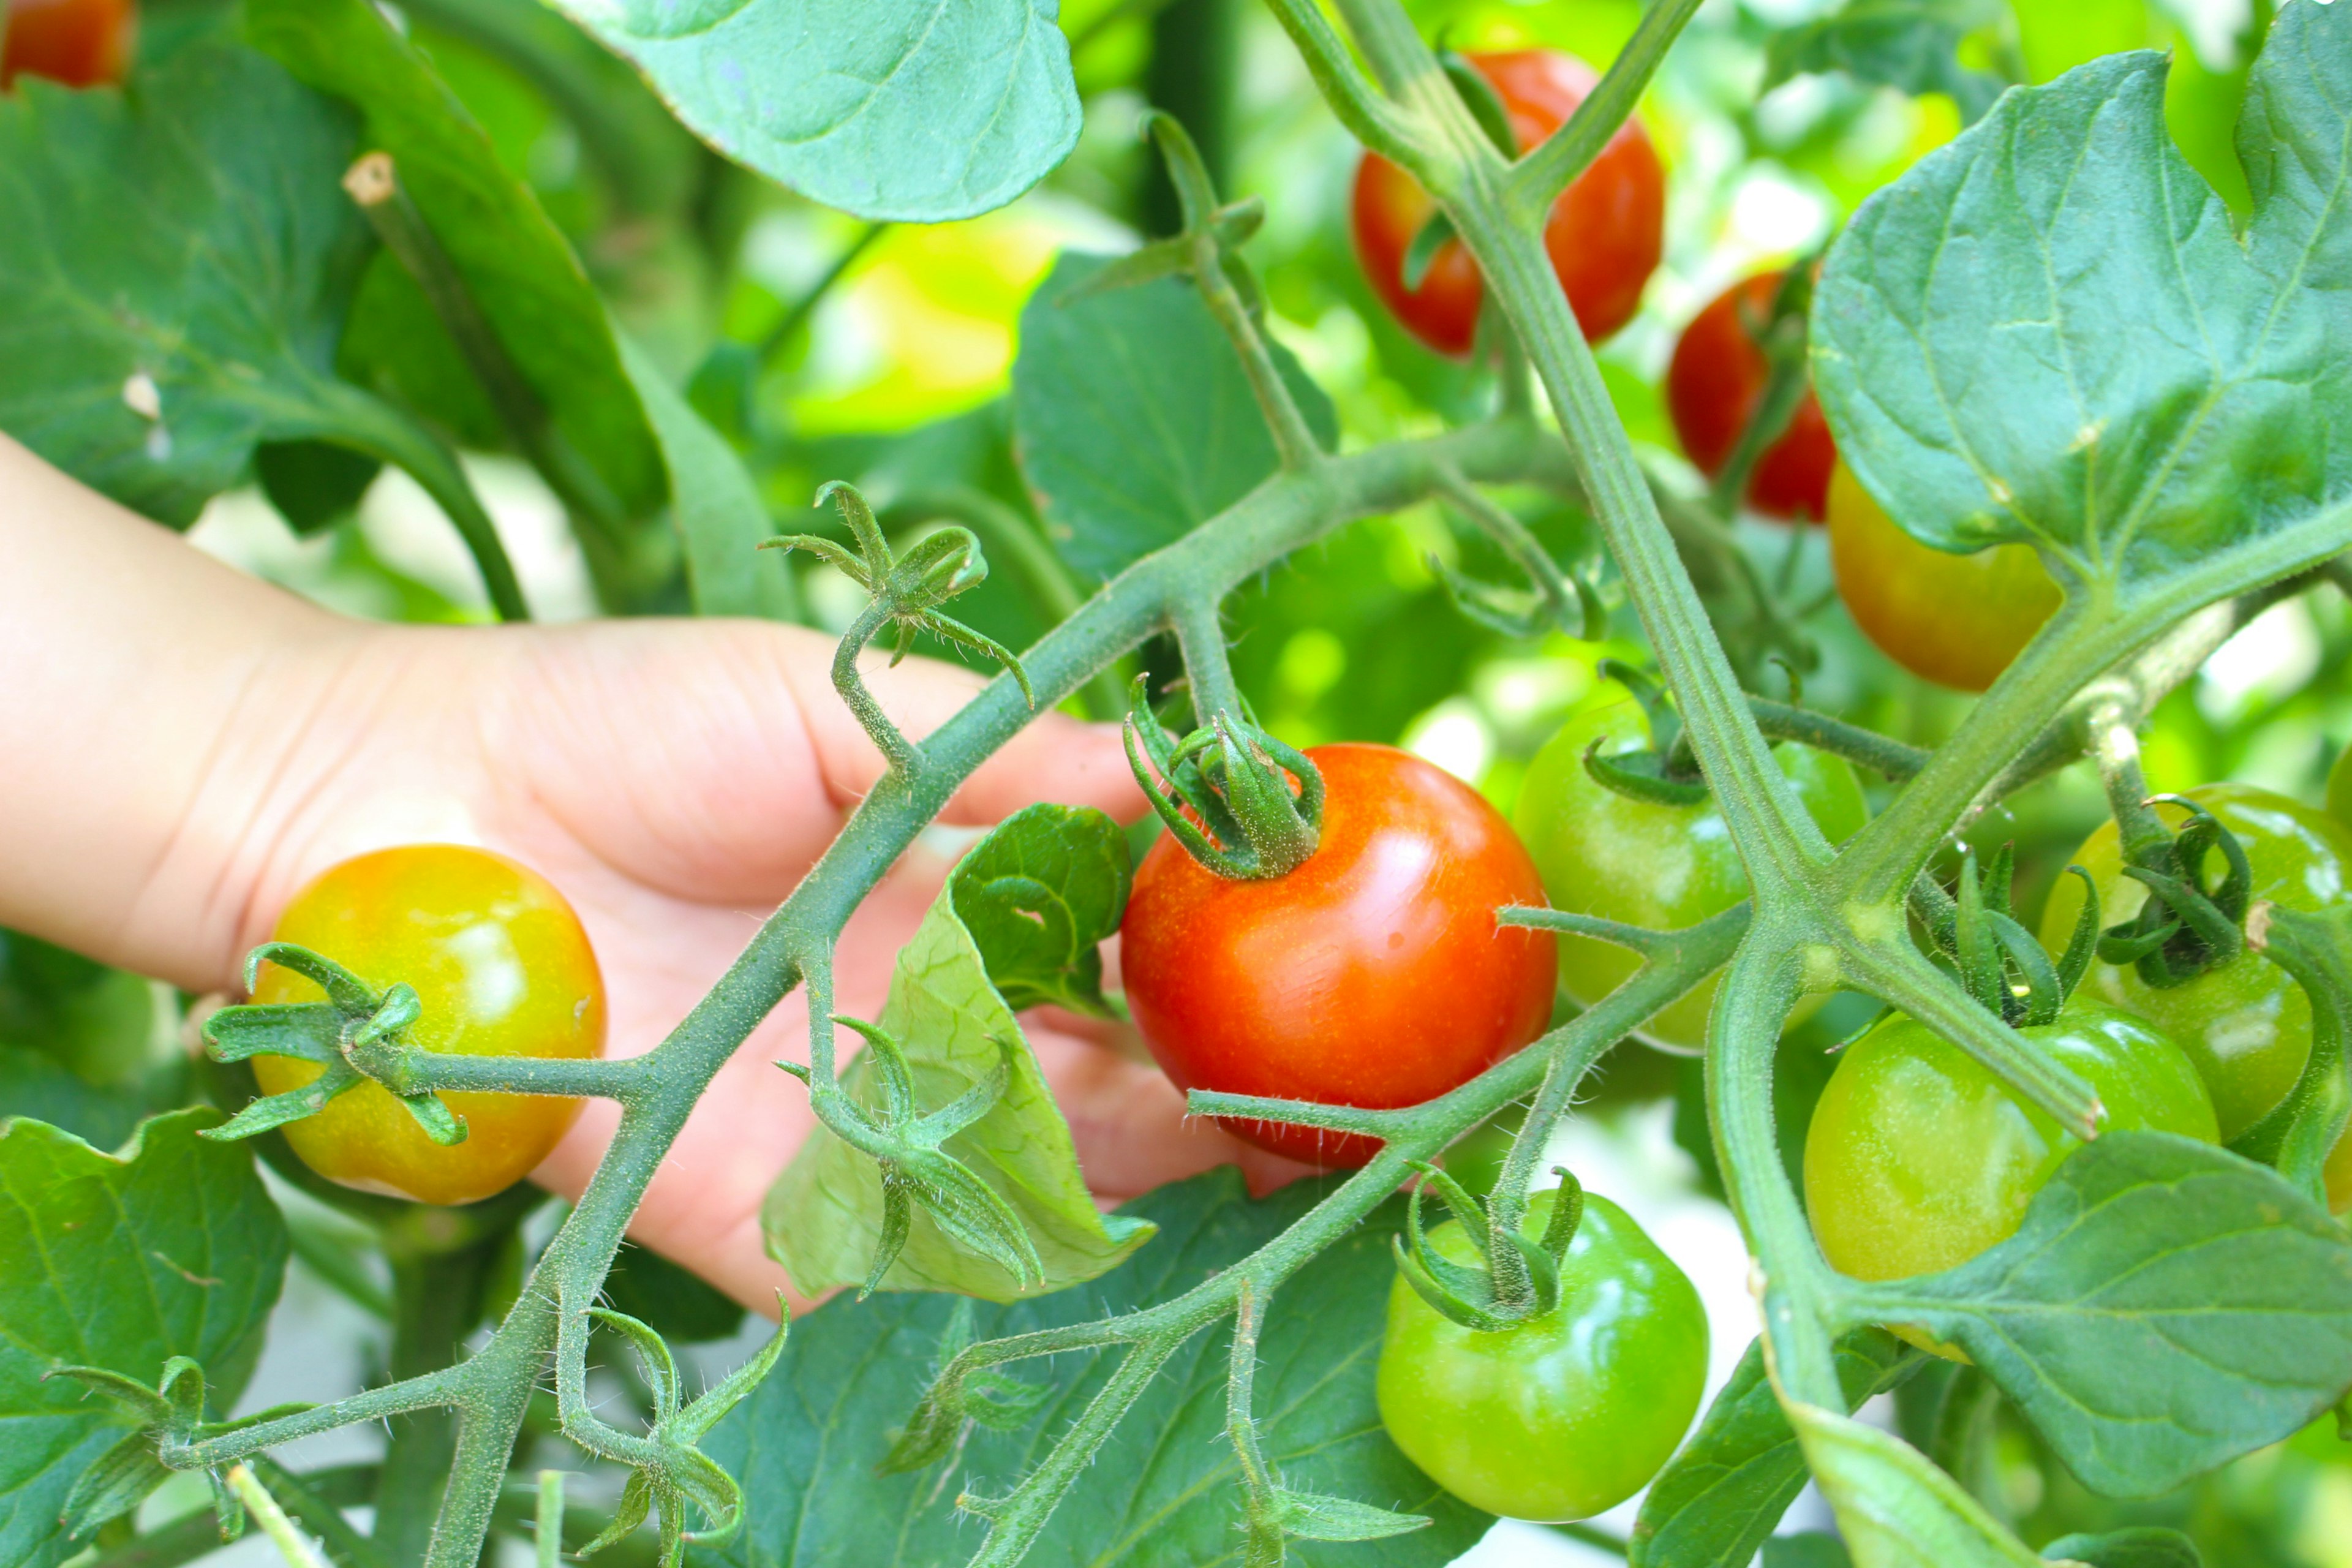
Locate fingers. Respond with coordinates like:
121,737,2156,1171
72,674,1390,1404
770,624,1145,827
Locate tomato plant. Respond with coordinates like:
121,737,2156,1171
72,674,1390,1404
0,0,132,88
8,2,2352,1566
1806,1001,2217,1295
1827,461,2062,691
251,845,606,1206
1121,742,1556,1166
1665,270,1836,521
1376,1186,1707,1521
1513,687,1868,1051
1351,49,1663,356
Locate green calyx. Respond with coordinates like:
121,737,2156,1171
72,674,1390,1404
2096,795,2255,989
1581,660,1711,807
779,1017,1041,1297
1390,1160,1586,1333
1925,845,2097,1028
197,941,464,1147
1123,676,1324,880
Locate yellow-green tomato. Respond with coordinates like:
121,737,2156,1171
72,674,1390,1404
1806,1002,2217,1302
2039,785,2352,1144
1376,1188,1707,1521
252,845,606,1207
1514,693,1868,1051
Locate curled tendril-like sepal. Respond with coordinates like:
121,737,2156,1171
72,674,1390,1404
2096,796,2255,987
781,1021,1042,1297
765,481,1036,720
876,1300,1053,1476
1390,1162,1585,1333
578,1305,790,1566
1123,675,1324,880
1427,549,1605,644
1581,738,1709,809
44,1356,309,1543
1931,845,2082,1027
198,945,462,1147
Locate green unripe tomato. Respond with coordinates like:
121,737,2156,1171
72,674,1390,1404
1515,693,1869,1051
2039,784,2352,1145
1805,1001,2217,1305
1376,1188,1707,1521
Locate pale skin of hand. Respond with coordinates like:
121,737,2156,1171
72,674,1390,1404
0,434,1311,1314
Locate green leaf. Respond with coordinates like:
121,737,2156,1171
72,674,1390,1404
1814,6,2352,595
247,0,666,521
0,1049,189,1154
1012,251,1338,582
253,440,382,534
1788,1399,2043,1567
1765,0,2010,124
0,1110,288,1568
602,1242,748,1345
545,0,1080,223
702,1170,1487,1567
949,804,1131,1017
618,335,801,620
1863,1133,2352,1498
1632,1328,1918,1568
1766,1536,1856,1568
0,43,375,526
2040,1528,2203,1568
0,930,162,1090
764,812,1153,1298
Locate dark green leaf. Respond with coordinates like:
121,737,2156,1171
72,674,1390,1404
253,440,382,534
949,804,1131,1017
2040,1528,2203,1568
1865,1133,2352,1497
1632,1329,1917,1568
1012,252,1338,582
1766,1536,1856,1568
0,1049,190,1153
1814,7,2352,595
0,930,161,1088
0,1110,288,1568
0,45,374,526
619,336,801,620
1765,0,2009,124
705,1170,1487,1568
248,0,666,521
1787,1400,2043,1567
545,0,1080,224
601,1243,746,1345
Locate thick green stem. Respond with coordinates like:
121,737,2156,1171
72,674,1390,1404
1502,0,1701,219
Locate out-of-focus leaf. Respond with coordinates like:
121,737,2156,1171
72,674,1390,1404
2040,1528,2203,1568
1765,0,2009,124
0,44,377,526
0,1110,287,1568
1767,1536,1856,1568
254,440,382,535
1864,1133,2352,1498
601,1242,745,1344
1012,251,1337,582
705,1170,1488,1567
1814,9,2352,599
1789,1399,2043,1566
764,807,1152,1298
249,0,666,520
0,1049,189,1153
546,0,1080,223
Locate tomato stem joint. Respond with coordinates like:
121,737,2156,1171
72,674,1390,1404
1122,676,1325,879
1390,1160,1586,1332
1920,846,2097,1028
196,941,466,1148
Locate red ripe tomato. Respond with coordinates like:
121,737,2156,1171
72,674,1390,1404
1120,744,1558,1167
2,0,134,90
1351,50,1664,357
1665,271,1837,521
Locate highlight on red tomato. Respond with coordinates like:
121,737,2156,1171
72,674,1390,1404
251,843,607,1207
1351,49,1664,357
1665,270,1836,521
1827,460,2062,692
1,0,134,90
1119,742,1557,1167
1377,1186,1707,1520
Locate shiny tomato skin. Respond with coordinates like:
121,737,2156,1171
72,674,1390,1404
1120,744,1556,1167
1513,691,1868,1052
252,845,606,1207
1377,1188,1707,1521
2041,785,2352,1155
1351,50,1664,357
1805,1001,2216,1352
1828,461,2061,692
2,0,134,89
1665,271,1837,521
